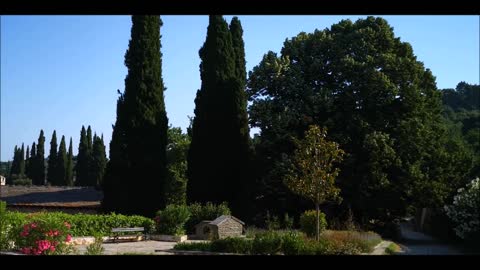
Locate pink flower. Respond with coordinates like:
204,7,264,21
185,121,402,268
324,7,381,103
49,246,55,252
21,247,32,255
64,222,71,229
66,234,72,242
30,223,37,229
53,230,59,236
20,230,29,237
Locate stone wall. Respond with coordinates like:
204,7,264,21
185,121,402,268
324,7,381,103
216,219,243,239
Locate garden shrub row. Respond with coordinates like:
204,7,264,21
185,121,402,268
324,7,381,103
174,230,381,255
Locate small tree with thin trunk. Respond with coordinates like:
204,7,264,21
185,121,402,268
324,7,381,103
284,125,345,241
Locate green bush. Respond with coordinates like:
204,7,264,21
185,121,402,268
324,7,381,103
185,202,230,233
252,231,283,255
281,231,305,255
12,178,32,186
300,210,327,237
174,241,212,251
155,204,190,235
211,237,252,254
85,233,105,255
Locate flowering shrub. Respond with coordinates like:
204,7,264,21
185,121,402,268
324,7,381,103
444,178,480,241
16,217,74,255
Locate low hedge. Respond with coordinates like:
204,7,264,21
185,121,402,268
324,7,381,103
3,211,154,239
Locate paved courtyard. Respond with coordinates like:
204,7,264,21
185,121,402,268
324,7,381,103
75,240,177,255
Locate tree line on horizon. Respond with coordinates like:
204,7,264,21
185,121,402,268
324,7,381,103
4,15,479,228
7,126,107,188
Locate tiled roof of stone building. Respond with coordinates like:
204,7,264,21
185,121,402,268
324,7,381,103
210,215,245,226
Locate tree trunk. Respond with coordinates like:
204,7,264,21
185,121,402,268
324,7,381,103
316,201,320,241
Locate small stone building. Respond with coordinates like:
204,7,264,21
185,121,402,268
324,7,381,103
194,215,245,240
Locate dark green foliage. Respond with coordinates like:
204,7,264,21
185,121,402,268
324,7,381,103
174,241,212,251
9,146,20,181
103,15,168,217
65,138,74,186
47,131,57,185
442,82,480,178
154,204,191,235
25,145,30,178
91,134,107,187
53,135,68,186
247,16,471,223
300,210,327,237
0,162,11,178
86,126,94,185
211,237,253,253
185,202,231,233
76,126,89,186
187,16,252,220
19,144,25,177
26,143,36,180
442,82,480,111
33,130,46,185
12,178,32,186
164,126,190,206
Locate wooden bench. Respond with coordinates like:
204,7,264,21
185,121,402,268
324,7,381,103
111,227,145,243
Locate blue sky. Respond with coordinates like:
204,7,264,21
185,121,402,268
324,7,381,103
1,15,479,161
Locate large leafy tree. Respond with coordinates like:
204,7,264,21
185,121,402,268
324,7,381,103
164,126,190,206
187,16,252,219
103,15,168,217
442,82,479,178
284,125,344,240
247,16,470,222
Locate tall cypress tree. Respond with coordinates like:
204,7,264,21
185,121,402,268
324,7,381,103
228,17,253,218
55,135,67,186
47,130,57,185
25,145,30,178
66,137,74,186
187,15,252,218
86,125,93,184
34,130,46,185
91,134,107,187
9,145,19,179
103,15,168,216
28,142,37,181
76,126,88,186
19,143,26,177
